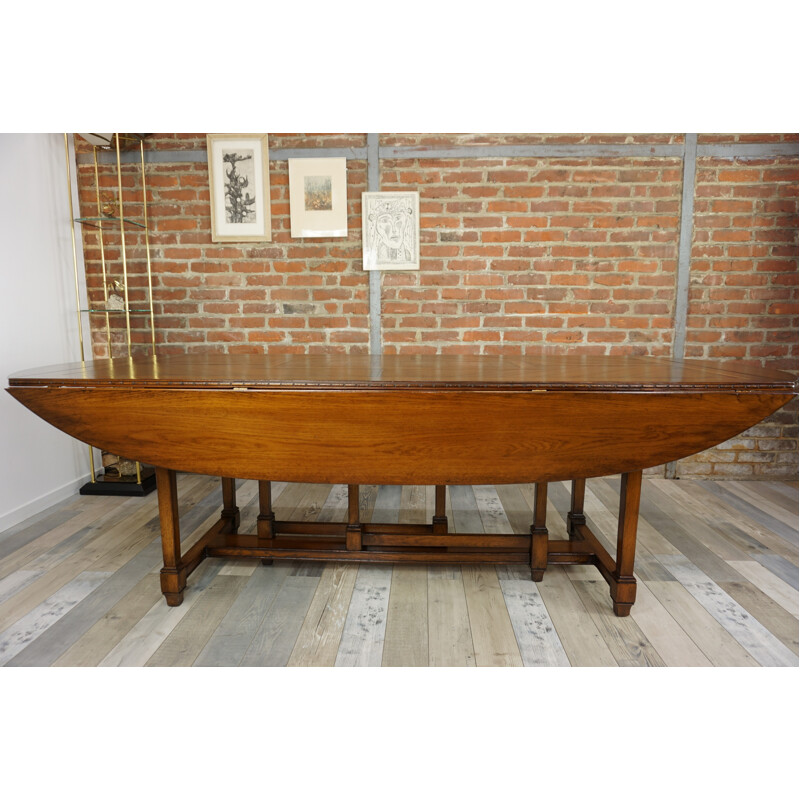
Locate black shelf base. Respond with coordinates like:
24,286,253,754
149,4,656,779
80,472,157,497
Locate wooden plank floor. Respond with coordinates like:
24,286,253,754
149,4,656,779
0,475,797,667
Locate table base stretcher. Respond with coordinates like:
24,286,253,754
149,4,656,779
156,469,642,617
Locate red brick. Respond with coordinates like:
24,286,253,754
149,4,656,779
482,231,521,242
488,169,529,183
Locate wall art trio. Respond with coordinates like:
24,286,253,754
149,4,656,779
206,135,419,270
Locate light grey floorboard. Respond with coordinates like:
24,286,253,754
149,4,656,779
698,481,799,545
495,484,534,536
449,485,484,533
751,553,799,590
723,481,799,528
634,486,748,583
675,481,798,563
193,564,291,667
0,570,44,606
473,485,514,534
145,575,250,667
0,505,84,559
382,565,428,667
4,485,229,667
658,555,797,667
97,561,223,667
500,579,570,667
718,580,799,655
0,571,112,666
4,539,164,667
370,486,402,524
316,484,349,523
427,567,475,666
571,579,667,667
335,565,392,667
239,575,320,666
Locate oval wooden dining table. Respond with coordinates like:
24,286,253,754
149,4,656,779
7,353,797,616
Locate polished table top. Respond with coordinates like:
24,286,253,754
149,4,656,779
8,353,797,392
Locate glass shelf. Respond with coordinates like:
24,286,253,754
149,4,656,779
74,216,147,230
80,308,153,314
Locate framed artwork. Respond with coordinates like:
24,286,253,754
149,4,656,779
207,134,271,242
289,157,348,238
362,191,420,271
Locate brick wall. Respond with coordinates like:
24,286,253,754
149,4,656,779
680,146,798,477
74,132,799,479
379,153,681,355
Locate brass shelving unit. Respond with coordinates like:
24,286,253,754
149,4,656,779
65,133,157,496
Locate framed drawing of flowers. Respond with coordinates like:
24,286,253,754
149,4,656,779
207,134,271,242
362,191,420,271
289,157,348,238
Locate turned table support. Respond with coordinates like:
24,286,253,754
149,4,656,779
221,477,240,532
530,482,549,581
346,484,362,550
257,480,275,564
156,469,248,606
567,478,587,539
611,471,642,616
156,467,186,607
432,485,448,535
560,471,642,616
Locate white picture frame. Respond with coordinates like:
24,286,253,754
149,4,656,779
362,191,420,271
289,157,348,238
207,134,271,242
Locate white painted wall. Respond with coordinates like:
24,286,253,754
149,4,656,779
0,133,93,532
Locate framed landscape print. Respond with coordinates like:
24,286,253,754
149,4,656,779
362,191,420,271
207,134,271,242
289,157,348,238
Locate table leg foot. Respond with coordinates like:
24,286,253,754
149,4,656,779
261,558,273,565
531,569,545,582
610,575,637,617
164,591,184,607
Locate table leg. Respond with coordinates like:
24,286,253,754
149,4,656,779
568,478,586,539
432,484,448,535
258,480,275,564
346,484,362,550
156,467,186,606
611,471,642,616
530,482,549,581
221,477,240,532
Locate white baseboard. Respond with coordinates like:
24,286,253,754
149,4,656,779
0,472,92,535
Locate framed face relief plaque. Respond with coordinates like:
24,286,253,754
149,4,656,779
362,191,420,271
207,134,271,242
289,157,348,238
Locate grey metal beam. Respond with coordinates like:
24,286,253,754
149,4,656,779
666,133,699,480
673,133,698,362
367,133,381,355
379,144,685,159
78,140,798,166
80,146,369,165
697,142,798,158
272,147,369,161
